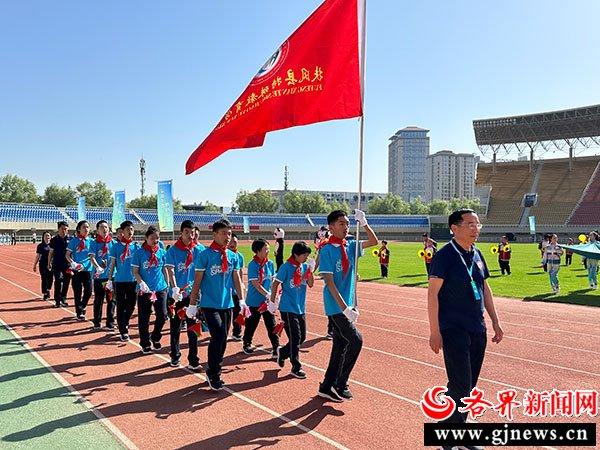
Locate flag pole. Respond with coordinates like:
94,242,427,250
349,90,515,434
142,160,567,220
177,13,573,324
354,0,367,309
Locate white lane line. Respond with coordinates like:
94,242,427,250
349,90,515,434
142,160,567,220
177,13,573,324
0,315,138,450
0,274,348,450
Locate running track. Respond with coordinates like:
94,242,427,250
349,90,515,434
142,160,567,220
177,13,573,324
0,244,598,449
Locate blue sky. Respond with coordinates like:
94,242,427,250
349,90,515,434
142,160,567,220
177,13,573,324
2,1,599,206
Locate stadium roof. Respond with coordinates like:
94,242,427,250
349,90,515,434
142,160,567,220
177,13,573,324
473,104,600,146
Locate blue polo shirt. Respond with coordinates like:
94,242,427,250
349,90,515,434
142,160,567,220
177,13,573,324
429,240,489,333
275,261,309,315
247,258,275,307
109,241,141,283
195,247,240,309
130,246,168,292
165,243,204,296
89,238,115,280
67,237,93,272
319,240,363,316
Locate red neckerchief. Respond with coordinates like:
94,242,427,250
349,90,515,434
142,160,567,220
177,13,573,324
174,237,194,269
95,234,112,256
142,242,159,267
328,235,349,275
287,256,302,287
317,238,329,250
253,255,267,283
210,241,228,273
76,234,87,252
119,237,134,262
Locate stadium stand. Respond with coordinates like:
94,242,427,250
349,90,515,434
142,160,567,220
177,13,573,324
568,163,600,225
64,207,140,224
227,214,310,227
310,215,429,228
0,203,67,223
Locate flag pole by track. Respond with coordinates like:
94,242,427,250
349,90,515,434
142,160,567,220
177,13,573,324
354,0,367,310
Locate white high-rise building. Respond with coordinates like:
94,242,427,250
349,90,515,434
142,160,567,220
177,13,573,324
388,127,429,201
425,150,477,202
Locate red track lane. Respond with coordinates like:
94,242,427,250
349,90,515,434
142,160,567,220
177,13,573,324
1,245,599,449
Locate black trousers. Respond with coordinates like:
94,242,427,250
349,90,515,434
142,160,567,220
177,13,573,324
53,268,71,305
115,281,137,335
40,268,53,295
425,262,432,276
93,278,115,327
380,264,388,278
243,305,279,351
440,328,487,423
565,254,572,266
499,259,511,275
201,307,232,381
169,296,199,366
72,271,93,316
137,289,168,348
231,293,242,337
279,312,306,370
322,314,363,390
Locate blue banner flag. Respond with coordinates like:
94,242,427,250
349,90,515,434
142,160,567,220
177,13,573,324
157,180,174,232
528,216,536,235
112,191,126,230
77,197,86,221
243,216,250,234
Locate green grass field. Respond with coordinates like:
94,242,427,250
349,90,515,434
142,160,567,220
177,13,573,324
235,242,600,307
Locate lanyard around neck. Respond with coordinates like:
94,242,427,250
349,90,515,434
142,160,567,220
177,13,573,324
450,240,475,281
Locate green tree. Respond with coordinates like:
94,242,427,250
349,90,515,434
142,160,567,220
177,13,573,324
282,191,304,214
0,174,39,203
282,191,330,213
43,183,77,207
76,181,113,207
367,193,409,214
427,199,450,216
409,197,429,214
235,189,279,213
328,200,351,214
128,194,184,211
447,197,483,214
200,201,220,212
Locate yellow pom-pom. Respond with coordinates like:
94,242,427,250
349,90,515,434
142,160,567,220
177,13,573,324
417,249,426,258
425,249,433,259
371,249,379,257
490,245,499,254
504,244,511,252
578,234,587,243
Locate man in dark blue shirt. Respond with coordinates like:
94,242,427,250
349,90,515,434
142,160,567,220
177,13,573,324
427,209,504,429
48,221,71,307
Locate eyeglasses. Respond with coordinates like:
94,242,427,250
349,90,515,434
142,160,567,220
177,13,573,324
461,222,482,230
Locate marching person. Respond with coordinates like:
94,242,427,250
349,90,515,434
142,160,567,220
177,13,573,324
542,234,563,294
33,231,53,300
378,240,390,278
271,241,314,379
564,238,574,266
585,231,599,289
66,220,93,320
427,209,504,426
188,219,245,391
423,237,437,276
131,226,169,354
317,209,378,402
48,221,71,307
107,220,141,342
89,220,115,331
228,233,245,341
165,220,204,369
497,235,511,275
242,239,278,357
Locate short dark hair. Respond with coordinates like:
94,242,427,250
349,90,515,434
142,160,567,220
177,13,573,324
448,209,476,228
212,219,232,233
193,226,200,233
291,241,312,257
422,232,429,237
115,227,122,233
590,231,599,240
120,220,134,229
180,220,194,231
145,225,159,238
327,210,347,225
96,220,108,229
382,240,388,245
231,232,238,239
57,221,68,229
76,220,89,232
251,238,268,253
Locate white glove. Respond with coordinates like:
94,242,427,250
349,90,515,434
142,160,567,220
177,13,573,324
343,306,359,323
70,261,82,271
171,286,183,302
239,299,251,318
354,209,368,227
267,301,277,314
186,304,198,319
138,281,150,294
264,291,272,302
306,258,316,272
105,280,113,292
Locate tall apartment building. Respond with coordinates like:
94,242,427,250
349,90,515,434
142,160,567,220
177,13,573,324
425,150,477,202
388,127,429,201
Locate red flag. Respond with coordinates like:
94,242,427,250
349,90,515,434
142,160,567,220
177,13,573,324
188,322,202,337
235,313,246,327
273,321,285,337
186,0,363,174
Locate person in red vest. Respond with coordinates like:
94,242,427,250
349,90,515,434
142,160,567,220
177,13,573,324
379,240,390,278
424,237,437,275
498,235,512,275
